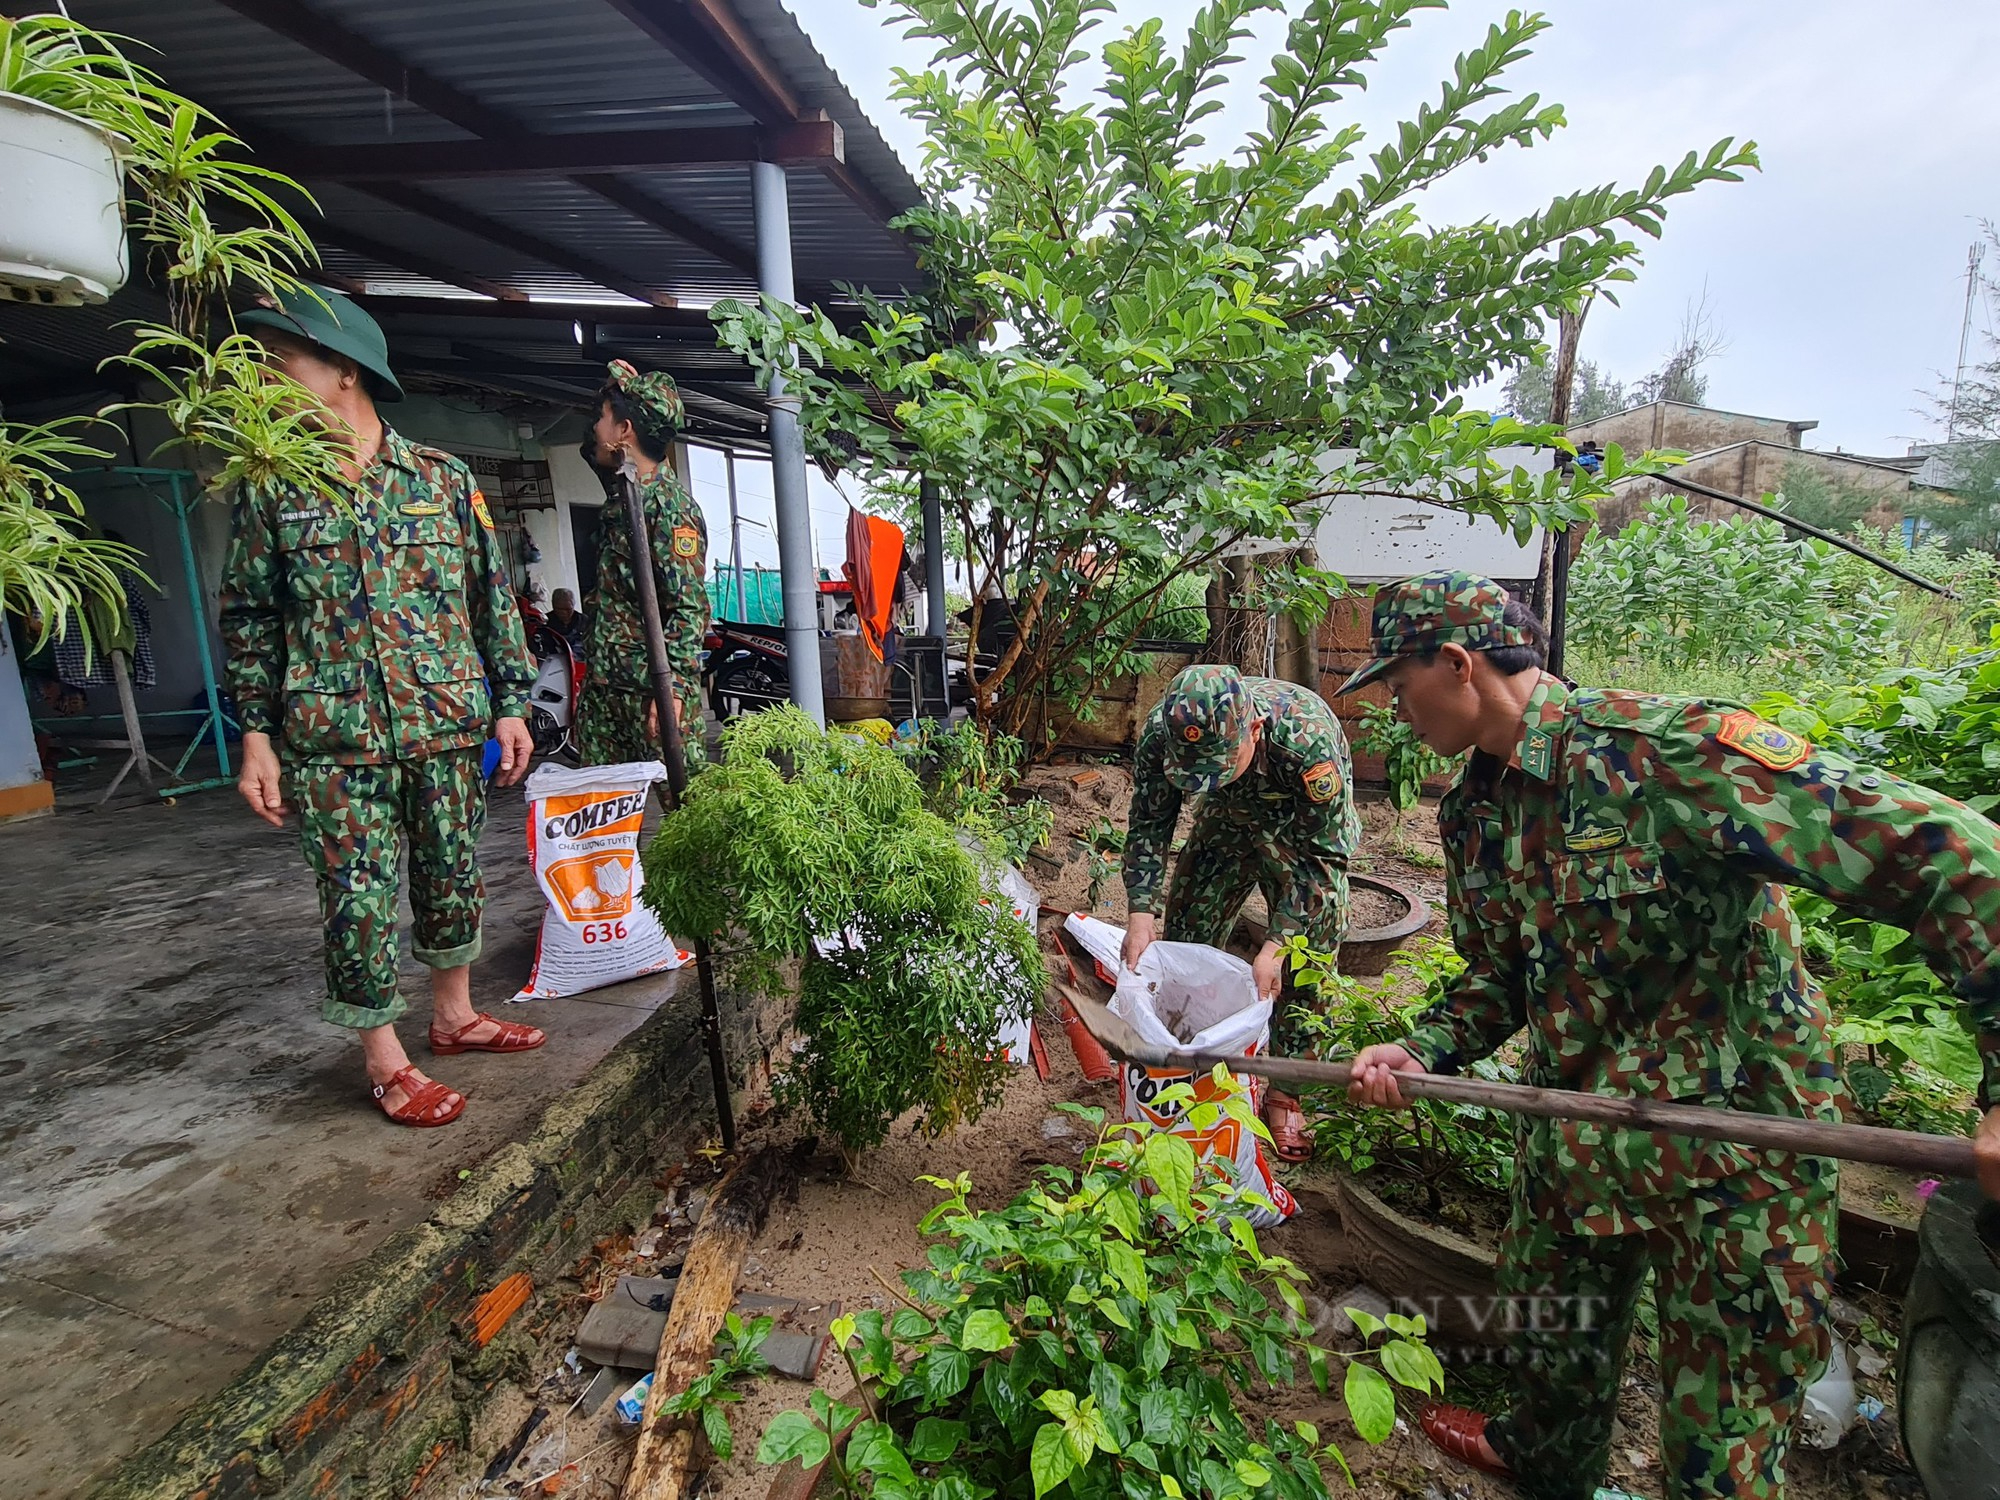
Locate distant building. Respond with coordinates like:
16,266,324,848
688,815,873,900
1566,398,1924,530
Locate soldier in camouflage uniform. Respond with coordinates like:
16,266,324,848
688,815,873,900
1339,572,2000,1499
1123,664,1361,1159
575,360,710,768
224,286,543,1129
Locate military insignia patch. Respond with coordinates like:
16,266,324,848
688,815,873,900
470,490,495,530
1566,826,1627,853
1521,725,1554,780
401,497,444,517
1303,760,1342,803
671,524,700,560
1182,725,1202,742
1717,710,1809,771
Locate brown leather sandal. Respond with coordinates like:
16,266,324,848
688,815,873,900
429,1012,546,1055
1418,1403,1513,1478
1263,1093,1313,1162
371,1065,465,1128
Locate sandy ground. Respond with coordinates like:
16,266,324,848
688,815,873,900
424,783,1928,1500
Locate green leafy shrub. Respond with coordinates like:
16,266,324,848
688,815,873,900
1282,937,1517,1211
641,707,1042,1153
756,1099,1443,1497
1353,701,1460,818
896,719,1054,867
1757,636,2000,813
1569,496,1898,679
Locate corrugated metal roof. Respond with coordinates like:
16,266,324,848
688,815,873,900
7,0,928,443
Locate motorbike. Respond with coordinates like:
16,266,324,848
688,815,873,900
526,621,581,762
703,620,790,720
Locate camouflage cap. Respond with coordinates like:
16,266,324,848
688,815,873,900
1159,664,1258,792
1333,571,1532,695
238,283,403,401
606,359,685,435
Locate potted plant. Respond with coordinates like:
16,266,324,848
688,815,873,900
0,14,343,652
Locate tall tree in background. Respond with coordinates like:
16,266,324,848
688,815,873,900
1502,292,1726,423
718,0,1756,741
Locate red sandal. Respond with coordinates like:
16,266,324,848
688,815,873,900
371,1065,465,1127
429,1012,547,1055
1263,1093,1314,1162
1418,1404,1513,1479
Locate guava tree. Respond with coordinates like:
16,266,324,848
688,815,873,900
716,0,1756,740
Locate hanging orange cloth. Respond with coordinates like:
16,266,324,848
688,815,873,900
843,507,905,662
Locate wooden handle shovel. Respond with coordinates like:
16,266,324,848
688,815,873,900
1053,981,1980,1179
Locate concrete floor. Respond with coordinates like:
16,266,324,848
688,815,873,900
0,762,682,1498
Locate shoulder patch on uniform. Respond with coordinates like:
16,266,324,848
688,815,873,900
1715,709,1810,771
470,489,495,531
1302,759,1342,803
671,524,699,560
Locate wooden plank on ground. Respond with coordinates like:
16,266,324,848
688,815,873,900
622,1147,787,1500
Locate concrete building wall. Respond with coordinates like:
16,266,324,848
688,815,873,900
1568,401,1815,457
1594,443,1916,530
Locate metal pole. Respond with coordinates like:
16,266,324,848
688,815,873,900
726,449,747,622
751,158,824,726
617,463,737,1152
920,473,948,639
170,473,232,781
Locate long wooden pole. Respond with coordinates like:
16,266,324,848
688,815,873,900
623,1149,786,1500
1055,982,1979,1178
619,463,737,1153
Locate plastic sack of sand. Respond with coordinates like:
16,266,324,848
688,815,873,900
511,761,688,1001
1070,914,1294,1226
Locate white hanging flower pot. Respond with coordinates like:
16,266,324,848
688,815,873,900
0,91,128,306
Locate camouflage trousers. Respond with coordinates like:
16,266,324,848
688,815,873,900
1484,1182,1836,1500
1162,830,1347,1057
294,750,487,1030
575,684,707,771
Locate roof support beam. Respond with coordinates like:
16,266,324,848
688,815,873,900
309,220,524,301
261,123,840,182
358,183,677,309
211,0,755,279
601,0,802,124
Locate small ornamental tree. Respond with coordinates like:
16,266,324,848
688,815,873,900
714,0,1755,742
640,707,1042,1155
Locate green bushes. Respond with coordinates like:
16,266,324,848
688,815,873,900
641,707,1042,1153
1568,496,1898,680
756,1101,1443,1497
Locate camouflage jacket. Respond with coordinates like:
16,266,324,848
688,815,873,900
585,466,708,693
1402,673,2000,1235
1125,676,1361,940
220,428,535,765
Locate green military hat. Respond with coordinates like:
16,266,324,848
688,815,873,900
1157,664,1258,792
238,283,403,401
1333,570,1533,695
606,358,685,434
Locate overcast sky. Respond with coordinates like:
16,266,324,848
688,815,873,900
699,0,2000,570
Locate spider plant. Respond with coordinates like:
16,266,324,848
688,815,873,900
1,14,345,649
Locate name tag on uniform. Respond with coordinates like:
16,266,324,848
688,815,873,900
278,508,321,524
